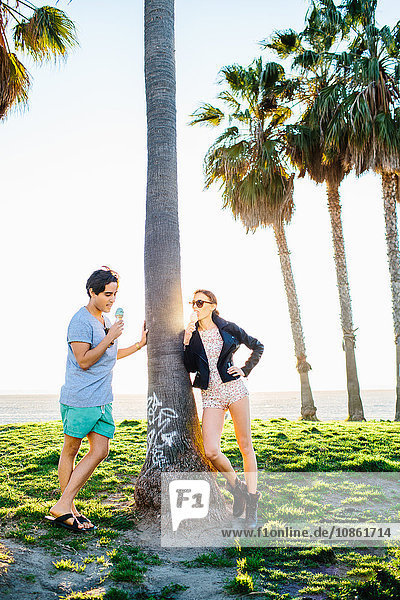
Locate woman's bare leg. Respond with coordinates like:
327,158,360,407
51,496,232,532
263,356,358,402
202,408,237,487
229,397,257,493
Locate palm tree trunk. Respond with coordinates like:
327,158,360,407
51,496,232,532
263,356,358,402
134,0,208,511
273,224,318,420
382,172,400,421
326,179,365,421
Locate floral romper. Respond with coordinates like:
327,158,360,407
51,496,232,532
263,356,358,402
199,326,249,410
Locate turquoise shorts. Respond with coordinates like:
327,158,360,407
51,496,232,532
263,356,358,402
60,403,115,439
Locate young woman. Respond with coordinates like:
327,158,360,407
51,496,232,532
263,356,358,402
46,267,147,532
183,289,264,527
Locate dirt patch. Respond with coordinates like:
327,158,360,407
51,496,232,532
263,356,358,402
0,519,235,600
0,518,393,600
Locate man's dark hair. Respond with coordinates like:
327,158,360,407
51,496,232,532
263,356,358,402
86,269,119,298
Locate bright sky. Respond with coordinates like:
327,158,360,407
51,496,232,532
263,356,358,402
1,0,399,396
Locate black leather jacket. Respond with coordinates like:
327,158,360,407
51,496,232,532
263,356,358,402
183,312,264,390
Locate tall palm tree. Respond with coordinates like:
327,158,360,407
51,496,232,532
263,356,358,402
265,4,366,421
0,1,77,119
190,58,318,421
134,0,211,510
320,0,400,419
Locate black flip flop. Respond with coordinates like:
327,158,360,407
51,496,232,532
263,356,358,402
76,514,97,531
44,513,86,533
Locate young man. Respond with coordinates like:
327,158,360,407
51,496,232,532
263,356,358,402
46,267,147,532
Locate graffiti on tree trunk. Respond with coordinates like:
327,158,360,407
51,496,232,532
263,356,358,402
147,392,179,468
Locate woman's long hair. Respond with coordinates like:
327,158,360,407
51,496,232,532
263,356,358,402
194,289,220,316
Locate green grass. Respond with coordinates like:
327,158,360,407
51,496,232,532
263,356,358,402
52,558,86,572
183,550,235,568
59,592,104,600
0,419,147,545
133,583,189,599
58,583,189,600
108,545,162,583
224,568,254,594
2,418,400,599
104,589,132,600
223,418,400,473
2,418,400,536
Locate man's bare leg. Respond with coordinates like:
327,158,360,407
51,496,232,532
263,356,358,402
57,435,93,529
50,432,109,527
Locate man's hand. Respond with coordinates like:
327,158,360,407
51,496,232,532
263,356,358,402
107,320,124,342
139,321,148,348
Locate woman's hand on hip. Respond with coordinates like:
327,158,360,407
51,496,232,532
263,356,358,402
183,322,196,346
227,366,245,377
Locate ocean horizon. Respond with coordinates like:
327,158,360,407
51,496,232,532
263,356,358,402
0,390,396,425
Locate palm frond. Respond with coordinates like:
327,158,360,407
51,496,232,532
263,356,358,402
394,63,400,85
342,0,377,29
217,90,241,112
379,25,398,58
292,50,321,71
192,57,297,231
231,108,252,123
303,0,345,48
214,126,239,145
189,104,224,127
393,21,400,49
219,64,247,94
275,77,302,101
13,6,78,62
269,105,292,127
260,62,285,88
348,33,368,54
286,123,325,182
262,29,300,59
0,46,30,118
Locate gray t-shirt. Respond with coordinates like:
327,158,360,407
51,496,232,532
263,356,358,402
60,306,118,407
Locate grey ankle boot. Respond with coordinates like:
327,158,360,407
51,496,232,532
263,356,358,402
244,491,261,528
227,478,248,517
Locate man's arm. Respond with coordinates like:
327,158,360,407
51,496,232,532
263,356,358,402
117,321,148,360
71,322,123,370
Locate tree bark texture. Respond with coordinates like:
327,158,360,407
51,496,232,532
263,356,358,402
135,0,210,511
326,180,365,421
273,224,318,420
381,172,400,421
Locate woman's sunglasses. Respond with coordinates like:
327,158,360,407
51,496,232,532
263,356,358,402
190,300,214,308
